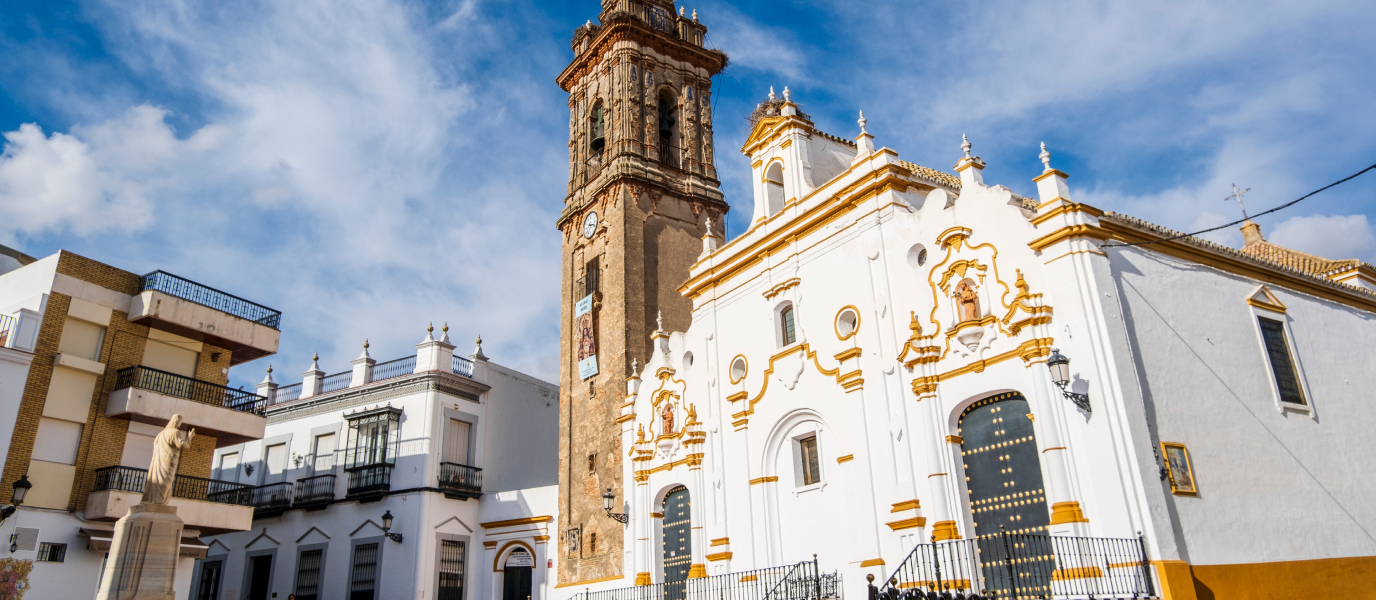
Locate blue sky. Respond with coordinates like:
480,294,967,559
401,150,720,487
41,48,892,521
3,0,1375,387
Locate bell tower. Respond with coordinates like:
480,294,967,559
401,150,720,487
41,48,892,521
555,0,728,585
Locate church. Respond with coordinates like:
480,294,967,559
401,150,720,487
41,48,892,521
553,2,1376,599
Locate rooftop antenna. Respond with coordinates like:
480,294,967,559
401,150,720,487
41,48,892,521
1225,183,1252,220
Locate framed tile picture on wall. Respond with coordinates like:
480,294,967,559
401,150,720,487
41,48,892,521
1161,442,1198,496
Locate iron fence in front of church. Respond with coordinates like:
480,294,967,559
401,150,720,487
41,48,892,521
570,558,840,600
872,529,1155,600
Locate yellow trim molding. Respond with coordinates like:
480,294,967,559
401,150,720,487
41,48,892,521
890,500,920,512
1029,202,1101,226
634,572,653,586
483,541,498,548
1049,501,1089,525
749,476,779,486
834,305,861,341
1032,169,1069,183
859,558,886,568
834,347,862,362
650,512,664,519
836,454,855,464
945,435,964,445
687,564,707,579
739,574,758,582
726,391,749,402
493,540,536,572
1051,566,1103,581
615,413,637,424
481,516,553,529
729,355,748,385
931,520,961,541
706,552,733,562
885,517,927,531
557,575,626,589
710,538,730,547
534,535,550,542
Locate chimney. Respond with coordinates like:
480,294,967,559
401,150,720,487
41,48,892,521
1241,220,1265,247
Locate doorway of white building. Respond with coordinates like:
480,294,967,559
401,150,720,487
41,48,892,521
661,486,690,600
245,554,273,600
502,549,533,600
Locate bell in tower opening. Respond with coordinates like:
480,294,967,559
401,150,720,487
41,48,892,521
554,0,729,586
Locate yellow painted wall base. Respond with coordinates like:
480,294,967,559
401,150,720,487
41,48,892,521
1049,501,1089,525
1153,560,1197,600
687,564,707,579
634,573,652,586
1190,555,1376,599
931,520,961,541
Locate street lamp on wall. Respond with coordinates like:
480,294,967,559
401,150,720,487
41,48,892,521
1,475,31,525
380,510,403,543
1046,348,1091,413
602,489,629,524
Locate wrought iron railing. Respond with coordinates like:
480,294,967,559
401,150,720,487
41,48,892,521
874,530,1154,600
574,583,664,600
656,140,682,169
346,463,393,496
321,371,351,393
587,150,606,181
251,482,293,512
91,466,253,506
374,355,417,382
294,474,336,505
0,313,14,347
274,383,302,404
114,366,268,416
452,355,474,378
139,270,281,329
438,463,482,497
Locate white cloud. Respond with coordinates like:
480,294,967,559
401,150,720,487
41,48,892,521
1269,214,1376,262
701,3,808,82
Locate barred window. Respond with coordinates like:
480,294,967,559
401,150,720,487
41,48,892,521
36,542,66,562
196,560,223,600
780,305,797,346
437,540,466,600
295,549,323,600
350,543,380,600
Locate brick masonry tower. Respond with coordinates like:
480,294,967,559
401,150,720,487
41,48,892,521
554,0,728,585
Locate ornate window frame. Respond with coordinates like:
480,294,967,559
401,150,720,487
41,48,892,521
1244,286,1315,419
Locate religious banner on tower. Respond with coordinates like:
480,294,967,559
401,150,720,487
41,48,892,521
576,294,598,379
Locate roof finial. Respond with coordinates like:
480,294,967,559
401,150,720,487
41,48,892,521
858,111,868,134
363,339,369,349
309,353,320,372
961,134,972,158
768,86,776,102
679,6,685,16
472,334,488,361
657,310,664,331
1039,142,1053,172
262,364,275,384
358,339,372,360
1225,183,1252,220
267,364,273,374
692,9,698,22
632,357,639,373
440,322,451,344
783,87,791,102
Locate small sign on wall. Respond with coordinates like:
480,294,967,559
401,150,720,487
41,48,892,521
576,295,598,379
506,549,534,568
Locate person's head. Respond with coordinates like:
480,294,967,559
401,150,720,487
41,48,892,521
169,414,184,429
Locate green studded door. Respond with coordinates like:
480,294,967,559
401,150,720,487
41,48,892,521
662,486,691,600
959,392,1053,596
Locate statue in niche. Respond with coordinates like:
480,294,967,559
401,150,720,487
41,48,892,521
143,414,195,505
661,402,675,435
957,280,980,322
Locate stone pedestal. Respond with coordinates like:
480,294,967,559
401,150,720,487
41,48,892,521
96,503,184,600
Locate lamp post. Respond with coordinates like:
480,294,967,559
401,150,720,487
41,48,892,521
1046,348,1091,413
380,510,403,543
602,489,629,524
4,475,32,551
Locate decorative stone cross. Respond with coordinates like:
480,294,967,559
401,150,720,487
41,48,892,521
1225,183,1252,219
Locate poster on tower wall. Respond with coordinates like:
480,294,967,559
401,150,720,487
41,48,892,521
576,294,598,379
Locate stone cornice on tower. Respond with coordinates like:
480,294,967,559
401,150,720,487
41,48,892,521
557,6,727,92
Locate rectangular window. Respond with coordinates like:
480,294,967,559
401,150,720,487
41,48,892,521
346,410,400,469
36,542,66,562
350,543,380,600
217,452,240,481
444,419,471,466
58,317,105,361
33,417,84,465
263,443,288,484
799,436,821,485
196,560,223,600
437,540,466,600
1258,318,1305,405
313,433,337,473
295,548,324,600
780,306,797,346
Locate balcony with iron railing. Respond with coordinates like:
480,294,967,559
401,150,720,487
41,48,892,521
108,365,268,445
87,466,255,534
438,463,482,500
294,474,337,507
128,271,282,365
250,482,294,517
346,463,393,498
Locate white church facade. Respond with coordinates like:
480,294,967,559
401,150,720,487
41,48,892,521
575,92,1376,600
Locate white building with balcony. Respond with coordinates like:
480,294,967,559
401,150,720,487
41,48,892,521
198,328,559,600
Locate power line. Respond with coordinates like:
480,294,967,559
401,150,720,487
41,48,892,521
1101,163,1376,249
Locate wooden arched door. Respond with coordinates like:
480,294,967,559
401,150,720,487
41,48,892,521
661,486,691,600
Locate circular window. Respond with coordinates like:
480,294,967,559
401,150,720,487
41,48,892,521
834,307,860,340
729,356,748,384
682,352,694,370
907,244,928,268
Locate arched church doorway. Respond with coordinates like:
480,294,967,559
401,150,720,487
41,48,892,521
501,549,533,600
662,486,691,600
959,392,1053,596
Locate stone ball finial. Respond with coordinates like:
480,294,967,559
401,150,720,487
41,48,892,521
692,9,698,21
363,339,370,349
313,352,319,362
476,335,483,346
427,322,434,333
267,364,273,374
443,322,449,333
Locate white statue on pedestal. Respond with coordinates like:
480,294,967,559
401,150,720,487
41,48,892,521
142,415,195,505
